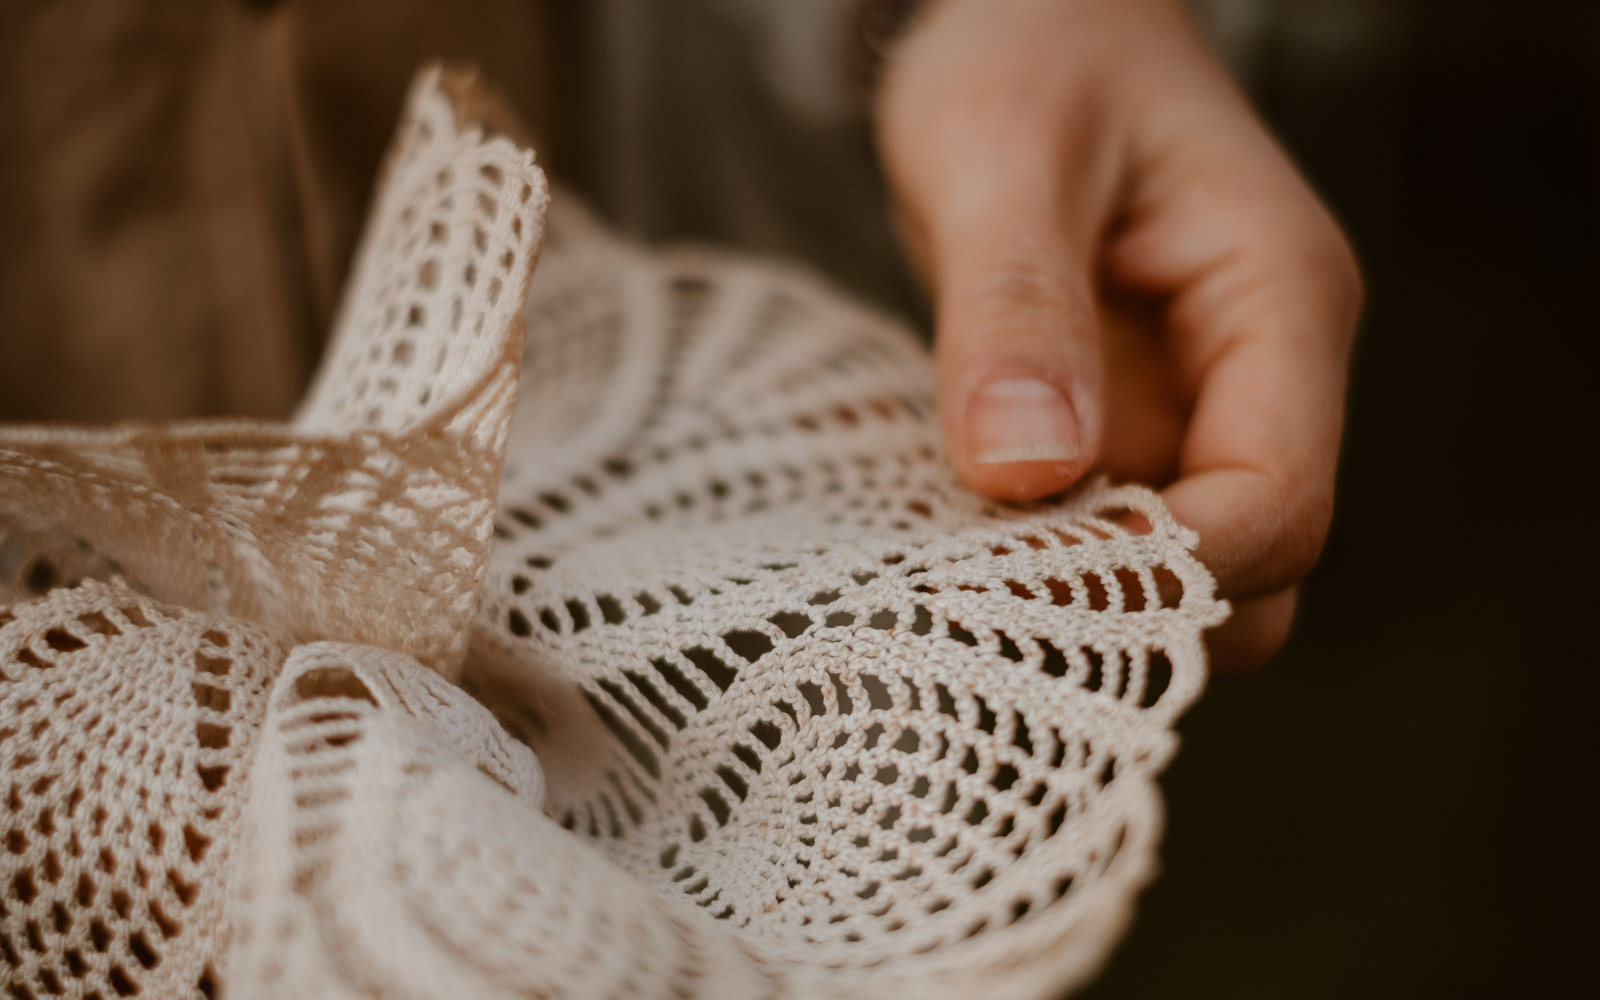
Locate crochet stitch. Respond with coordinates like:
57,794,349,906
0,68,1227,1000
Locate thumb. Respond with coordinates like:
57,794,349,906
878,15,1119,500
929,182,1108,500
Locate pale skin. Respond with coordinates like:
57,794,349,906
876,0,1363,671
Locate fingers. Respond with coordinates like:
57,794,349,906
877,1,1126,501
1207,586,1299,673
1094,289,1187,485
1147,203,1360,597
1106,54,1363,599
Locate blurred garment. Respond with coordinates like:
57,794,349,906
546,0,914,315
0,0,554,421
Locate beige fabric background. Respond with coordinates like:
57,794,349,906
0,0,556,422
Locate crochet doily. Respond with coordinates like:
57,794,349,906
0,69,1228,999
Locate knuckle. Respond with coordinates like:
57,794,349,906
976,260,1077,316
958,259,1093,344
1297,207,1365,336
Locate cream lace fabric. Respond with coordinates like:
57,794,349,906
0,70,1229,1000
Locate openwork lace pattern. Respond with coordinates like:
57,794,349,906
0,69,1227,1000
0,67,547,675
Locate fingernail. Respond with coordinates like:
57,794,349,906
969,377,1081,465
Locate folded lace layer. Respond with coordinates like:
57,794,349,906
0,66,547,675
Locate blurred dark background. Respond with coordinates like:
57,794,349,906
1084,0,1598,996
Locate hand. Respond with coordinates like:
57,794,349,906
876,0,1363,671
